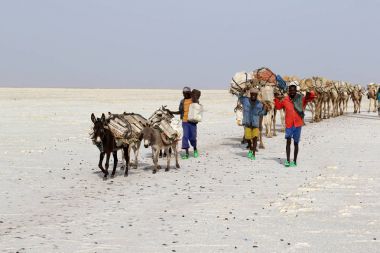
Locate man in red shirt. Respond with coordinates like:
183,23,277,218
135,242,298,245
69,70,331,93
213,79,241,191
274,84,315,167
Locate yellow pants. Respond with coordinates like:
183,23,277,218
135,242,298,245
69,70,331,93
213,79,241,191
244,127,260,140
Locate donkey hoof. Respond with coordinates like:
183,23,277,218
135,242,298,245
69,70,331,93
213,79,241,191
111,173,115,178
152,169,157,174
157,165,162,170
176,164,180,169
165,168,169,172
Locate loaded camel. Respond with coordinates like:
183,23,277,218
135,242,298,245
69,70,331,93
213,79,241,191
367,83,379,113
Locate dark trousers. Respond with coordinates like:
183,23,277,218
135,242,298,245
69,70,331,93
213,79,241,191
182,122,197,149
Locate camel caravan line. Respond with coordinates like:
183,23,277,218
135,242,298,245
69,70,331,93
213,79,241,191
230,67,378,149
89,67,378,179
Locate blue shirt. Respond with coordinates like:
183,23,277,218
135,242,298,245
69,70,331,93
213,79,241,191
239,96,267,128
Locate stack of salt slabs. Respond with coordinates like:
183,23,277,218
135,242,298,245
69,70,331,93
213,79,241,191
149,107,178,142
108,115,132,140
121,113,148,141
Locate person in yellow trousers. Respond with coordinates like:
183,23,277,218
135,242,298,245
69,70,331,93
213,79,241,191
239,88,269,160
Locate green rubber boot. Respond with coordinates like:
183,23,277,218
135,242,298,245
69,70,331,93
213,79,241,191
247,150,253,159
181,154,189,160
193,150,199,158
284,160,291,167
290,161,297,167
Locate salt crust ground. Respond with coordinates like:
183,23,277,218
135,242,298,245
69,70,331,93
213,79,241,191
0,88,379,253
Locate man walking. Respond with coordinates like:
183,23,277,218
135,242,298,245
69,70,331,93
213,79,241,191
172,87,199,159
239,88,268,160
274,84,315,167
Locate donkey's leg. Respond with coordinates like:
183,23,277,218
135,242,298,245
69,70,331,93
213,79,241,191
123,146,130,177
111,151,118,177
134,144,140,169
104,152,111,178
174,144,180,168
165,147,171,172
120,149,125,170
98,152,106,174
152,147,160,174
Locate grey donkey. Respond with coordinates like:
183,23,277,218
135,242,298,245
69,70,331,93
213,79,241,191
139,126,180,174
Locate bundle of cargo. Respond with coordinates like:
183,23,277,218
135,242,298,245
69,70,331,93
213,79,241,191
230,68,287,96
229,71,254,95
107,112,148,144
148,106,180,143
253,67,288,91
253,67,276,85
121,113,148,140
148,106,174,126
107,115,132,140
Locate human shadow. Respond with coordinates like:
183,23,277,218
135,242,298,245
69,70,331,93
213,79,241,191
261,156,284,165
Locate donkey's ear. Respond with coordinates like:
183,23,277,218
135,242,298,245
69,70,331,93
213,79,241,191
91,113,96,123
101,113,106,122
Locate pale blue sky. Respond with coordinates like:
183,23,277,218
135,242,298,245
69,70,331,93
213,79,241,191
0,0,379,88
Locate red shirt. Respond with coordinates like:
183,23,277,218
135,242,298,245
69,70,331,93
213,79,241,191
274,92,316,128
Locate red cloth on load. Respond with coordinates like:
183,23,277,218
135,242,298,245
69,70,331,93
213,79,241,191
253,67,276,84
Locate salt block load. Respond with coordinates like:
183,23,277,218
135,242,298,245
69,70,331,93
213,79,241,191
188,103,203,123
148,106,179,142
108,116,132,140
121,113,148,140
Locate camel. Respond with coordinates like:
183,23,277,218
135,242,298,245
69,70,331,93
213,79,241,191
367,83,378,113
337,81,350,115
300,78,316,122
329,81,340,118
351,85,363,113
309,77,326,122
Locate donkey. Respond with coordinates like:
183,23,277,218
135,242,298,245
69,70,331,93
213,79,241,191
139,126,180,174
91,113,130,178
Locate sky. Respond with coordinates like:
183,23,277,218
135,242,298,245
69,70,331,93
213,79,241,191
0,0,379,89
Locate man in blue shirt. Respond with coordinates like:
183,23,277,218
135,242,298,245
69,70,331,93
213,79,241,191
239,88,268,160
